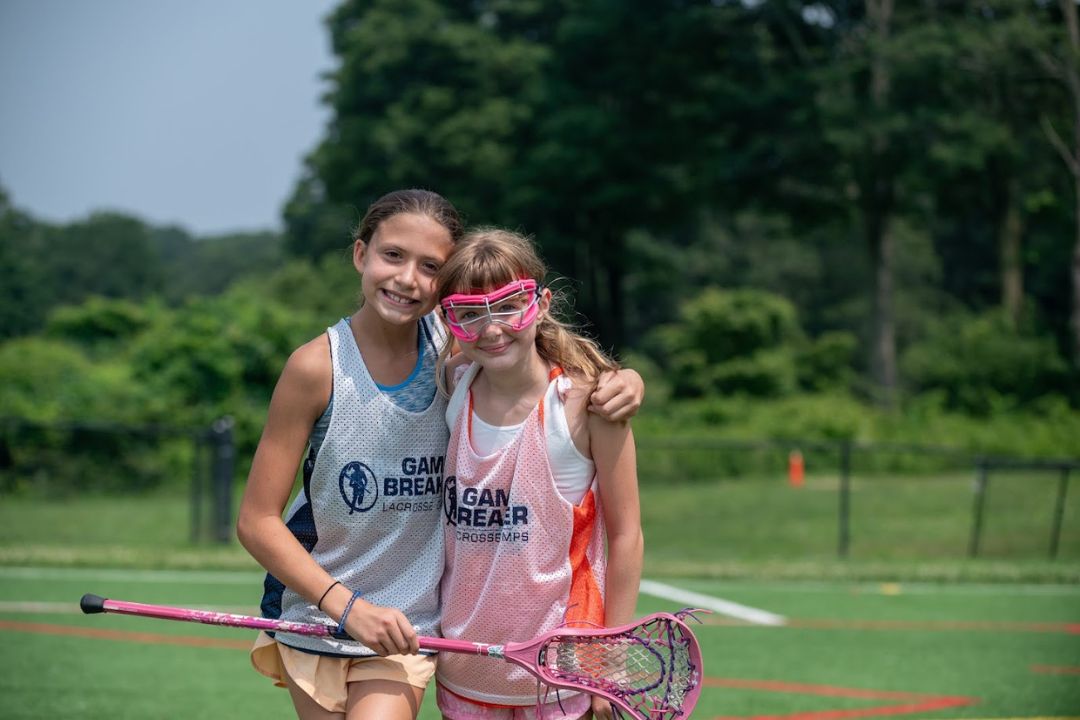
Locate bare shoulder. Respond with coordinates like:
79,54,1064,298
275,334,332,412
286,334,331,380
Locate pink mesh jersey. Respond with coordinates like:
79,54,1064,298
437,368,607,706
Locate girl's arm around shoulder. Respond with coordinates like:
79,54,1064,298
589,368,644,422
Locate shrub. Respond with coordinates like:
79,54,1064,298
796,331,858,392
44,296,158,351
900,310,1071,414
648,287,805,398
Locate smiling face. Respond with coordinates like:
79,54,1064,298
354,212,455,327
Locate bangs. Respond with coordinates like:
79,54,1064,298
454,256,521,294
439,230,542,298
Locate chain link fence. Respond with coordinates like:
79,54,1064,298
636,437,1079,559
0,416,235,543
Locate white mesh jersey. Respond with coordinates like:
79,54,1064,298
262,315,449,656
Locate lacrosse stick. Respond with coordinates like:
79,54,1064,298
81,593,703,720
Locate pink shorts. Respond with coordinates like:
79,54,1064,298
436,684,591,720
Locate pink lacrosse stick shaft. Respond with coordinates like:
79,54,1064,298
81,594,340,637
81,594,504,653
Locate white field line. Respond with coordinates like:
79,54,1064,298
0,600,258,615
679,580,1080,597
0,601,82,614
639,579,787,626
0,566,263,585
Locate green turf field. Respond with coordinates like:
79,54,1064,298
1,476,1077,717
1,567,1077,718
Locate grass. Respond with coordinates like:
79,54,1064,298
1,570,1077,718
0,491,256,569
2,472,1079,581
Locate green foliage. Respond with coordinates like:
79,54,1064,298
637,393,867,447
0,187,311,493
0,337,144,422
0,336,176,495
238,253,360,322
796,331,858,392
129,289,320,419
44,297,159,351
44,213,164,306
163,229,285,302
0,265,353,495
0,192,287,341
901,310,1072,414
681,287,802,361
315,0,549,223
0,200,49,339
282,173,358,260
648,287,806,398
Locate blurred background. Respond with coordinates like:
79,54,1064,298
1,0,1079,569
2,2,1080,717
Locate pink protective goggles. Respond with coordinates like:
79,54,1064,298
440,279,542,342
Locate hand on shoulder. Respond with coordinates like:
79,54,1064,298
443,351,472,395
588,368,644,422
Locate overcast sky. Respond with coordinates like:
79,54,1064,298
0,0,337,236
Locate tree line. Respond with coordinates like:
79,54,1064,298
283,0,1079,408
2,0,1079,493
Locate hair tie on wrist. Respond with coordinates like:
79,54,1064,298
335,590,363,638
317,580,342,612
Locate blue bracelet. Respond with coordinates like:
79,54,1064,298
335,590,362,639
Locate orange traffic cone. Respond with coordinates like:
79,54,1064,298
788,450,805,488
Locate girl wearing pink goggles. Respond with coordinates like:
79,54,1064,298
433,228,644,720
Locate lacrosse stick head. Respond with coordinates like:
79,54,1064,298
502,611,704,720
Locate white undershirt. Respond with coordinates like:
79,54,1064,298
445,363,595,505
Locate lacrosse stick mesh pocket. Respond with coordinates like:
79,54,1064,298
538,616,699,719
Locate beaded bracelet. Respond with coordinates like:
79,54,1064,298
335,590,363,638
317,580,341,612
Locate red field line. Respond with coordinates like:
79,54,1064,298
705,677,977,720
1031,664,1080,675
703,616,1080,634
0,619,251,650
